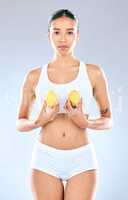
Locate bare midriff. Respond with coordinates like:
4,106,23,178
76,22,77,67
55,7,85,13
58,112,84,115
38,113,90,150
37,60,93,150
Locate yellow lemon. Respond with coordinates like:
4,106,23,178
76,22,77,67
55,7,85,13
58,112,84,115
68,90,81,108
45,90,58,107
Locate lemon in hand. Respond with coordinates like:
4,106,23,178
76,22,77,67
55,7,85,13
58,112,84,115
45,90,58,107
68,90,81,108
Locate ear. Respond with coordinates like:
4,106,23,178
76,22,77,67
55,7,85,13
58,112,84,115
48,31,50,42
76,30,80,41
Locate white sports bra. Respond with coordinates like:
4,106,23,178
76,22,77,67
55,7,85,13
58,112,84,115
35,60,93,114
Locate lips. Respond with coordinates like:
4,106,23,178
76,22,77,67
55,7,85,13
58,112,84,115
58,45,68,48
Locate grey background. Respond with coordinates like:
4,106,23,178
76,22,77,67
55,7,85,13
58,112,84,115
0,0,128,199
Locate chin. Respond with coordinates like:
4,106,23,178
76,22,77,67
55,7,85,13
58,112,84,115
57,50,69,55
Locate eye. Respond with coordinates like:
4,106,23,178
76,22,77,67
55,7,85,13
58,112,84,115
68,31,73,35
54,31,59,35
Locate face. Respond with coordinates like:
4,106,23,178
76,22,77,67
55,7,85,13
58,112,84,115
48,16,79,55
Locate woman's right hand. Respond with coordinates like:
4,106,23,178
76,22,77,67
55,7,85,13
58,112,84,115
35,100,60,127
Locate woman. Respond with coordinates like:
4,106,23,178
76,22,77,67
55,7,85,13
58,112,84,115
16,9,113,200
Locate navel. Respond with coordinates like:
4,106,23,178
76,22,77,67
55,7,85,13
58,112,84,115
62,132,66,137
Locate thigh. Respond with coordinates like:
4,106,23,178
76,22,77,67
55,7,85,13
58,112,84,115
64,169,98,200
30,169,64,200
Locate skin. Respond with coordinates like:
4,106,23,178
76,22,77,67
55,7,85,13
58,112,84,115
17,16,112,200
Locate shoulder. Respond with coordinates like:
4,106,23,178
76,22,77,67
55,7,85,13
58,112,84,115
86,63,103,75
26,66,41,82
85,63,106,87
22,65,42,90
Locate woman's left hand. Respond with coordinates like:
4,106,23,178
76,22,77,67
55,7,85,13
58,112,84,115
64,97,84,117
64,97,89,129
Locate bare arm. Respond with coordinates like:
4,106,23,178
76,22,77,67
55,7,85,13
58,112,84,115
16,68,48,132
87,65,113,129
16,67,60,132
66,64,113,130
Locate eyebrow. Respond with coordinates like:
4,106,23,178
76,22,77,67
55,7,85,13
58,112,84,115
53,28,75,30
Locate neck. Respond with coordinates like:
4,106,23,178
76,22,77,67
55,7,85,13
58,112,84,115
50,52,77,66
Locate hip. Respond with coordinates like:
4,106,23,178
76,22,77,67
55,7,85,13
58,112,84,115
30,139,99,177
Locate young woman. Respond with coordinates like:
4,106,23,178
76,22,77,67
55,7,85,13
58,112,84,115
16,9,113,200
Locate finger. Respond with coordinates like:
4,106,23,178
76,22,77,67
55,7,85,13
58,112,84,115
55,105,59,112
64,101,69,112
78,97,82,106
46,106,53,114
76,98,82,109
42,100,47,111
67,99,73,110
64,104,68,112
54,103,59,110
50,103,59,113
64,100,68,109
56,103,59,108
64,99,68,107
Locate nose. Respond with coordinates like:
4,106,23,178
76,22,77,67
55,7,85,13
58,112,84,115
60,34,67,42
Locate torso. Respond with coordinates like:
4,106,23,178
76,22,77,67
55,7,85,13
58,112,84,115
33,60,95,150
